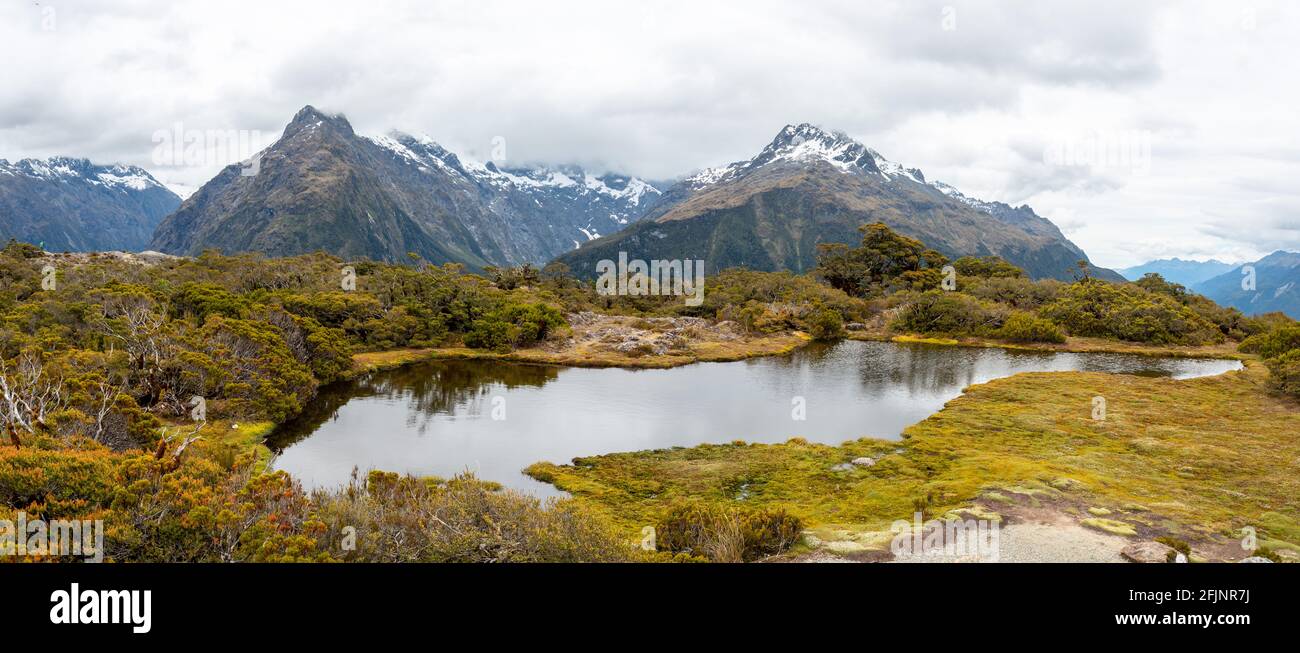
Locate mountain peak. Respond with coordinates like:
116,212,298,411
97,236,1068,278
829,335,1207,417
285,105,353,137
688,123,933,188
771,123,845,147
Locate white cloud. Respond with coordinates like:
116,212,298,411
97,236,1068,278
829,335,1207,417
1,0,1297,267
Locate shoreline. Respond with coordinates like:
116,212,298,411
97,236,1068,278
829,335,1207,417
351,328,1247,378
849,332,1248,361
350,331,814,374
232,319,1278,563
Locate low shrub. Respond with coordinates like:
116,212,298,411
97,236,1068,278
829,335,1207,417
465,302,566,351
807,307,845,340
996,311,1066,343
1265,350,1300,399
1239,325,1300,359
1039,279,1223,345
892,291,1006,337
655,501,803,562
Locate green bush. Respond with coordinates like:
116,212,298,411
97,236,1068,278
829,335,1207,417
171,282,251,322
997,311,1066,343
465,302,566,351
1265,350,1300,399
1039,279,1222,345
892,291,1006,336
815,223,949,297
464,318,511,351
953,256,1024,280
1239,325,1300,358
963,277,1063,311
807,307,845,340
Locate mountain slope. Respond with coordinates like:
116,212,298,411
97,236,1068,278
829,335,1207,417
1194,251,1300,318
0,157,179,252
1118,258,1237,286
151,106,663,268
553,124,1121,282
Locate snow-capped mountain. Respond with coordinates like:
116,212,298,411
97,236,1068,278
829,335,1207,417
151,106,665,268
686,123,925,189
0,157,179,252
366,132,662,249
559,123,1122,282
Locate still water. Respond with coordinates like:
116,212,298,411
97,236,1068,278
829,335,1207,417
268,340,1241,496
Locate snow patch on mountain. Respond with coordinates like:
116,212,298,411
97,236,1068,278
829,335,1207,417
686,123,925,188
364,130,663,244
0,157,166,192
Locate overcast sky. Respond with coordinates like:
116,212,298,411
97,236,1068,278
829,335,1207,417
2,0,1296,268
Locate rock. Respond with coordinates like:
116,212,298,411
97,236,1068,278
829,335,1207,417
1121,541,1176,563
851,457,876,467
830,463,854,472
845,322,865,331
1238,556,1274,563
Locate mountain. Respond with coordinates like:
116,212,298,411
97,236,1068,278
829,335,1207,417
0,157,179,252
552,123,1122,282
150,106,663,268
1118,258,1237,286
1193,251,1300,319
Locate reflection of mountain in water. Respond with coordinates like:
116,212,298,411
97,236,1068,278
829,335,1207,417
268,359,559,451
776,340,1048,397
778,339,1209,398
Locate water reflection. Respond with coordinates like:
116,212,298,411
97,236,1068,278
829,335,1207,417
270,340,1241,496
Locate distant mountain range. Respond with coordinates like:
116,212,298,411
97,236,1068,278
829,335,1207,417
150,106,664,268
555,123,1122,282
1193,251,1300,319
5,107,1121,282
0,157,179,252
1118,258,1238,287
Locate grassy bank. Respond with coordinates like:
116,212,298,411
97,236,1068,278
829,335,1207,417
527,361,1300,561
352,331,811,372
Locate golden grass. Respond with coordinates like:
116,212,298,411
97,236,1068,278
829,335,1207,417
527,361,1300,558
